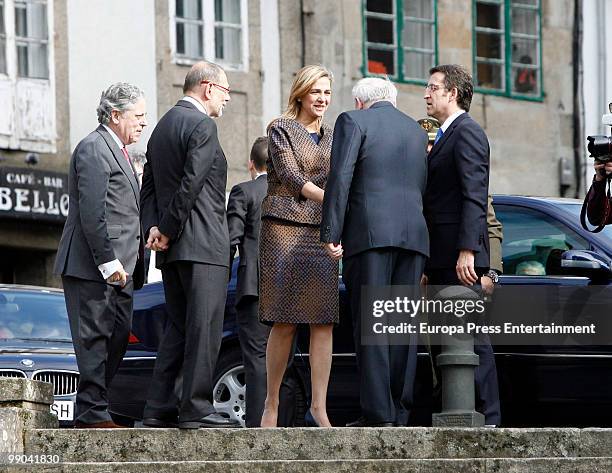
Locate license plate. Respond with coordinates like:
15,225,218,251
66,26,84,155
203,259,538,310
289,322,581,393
51,400,74,421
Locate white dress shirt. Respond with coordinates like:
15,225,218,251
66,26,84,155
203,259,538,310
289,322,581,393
181,96,207,115
440,109,466,133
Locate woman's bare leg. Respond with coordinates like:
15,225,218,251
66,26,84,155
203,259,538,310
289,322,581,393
260,323,297,427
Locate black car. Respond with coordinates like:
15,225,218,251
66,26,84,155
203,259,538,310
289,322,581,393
0,285,78,426
107,195,612,427
2,195,612,427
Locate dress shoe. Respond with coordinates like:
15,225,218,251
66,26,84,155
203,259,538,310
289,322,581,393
143,417,179,428
304,409,320,427
345,416,394,428
179,413,240,429
74,420,122,429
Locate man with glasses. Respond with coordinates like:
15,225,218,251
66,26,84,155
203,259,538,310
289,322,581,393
140,61,238,429
423,64,500,426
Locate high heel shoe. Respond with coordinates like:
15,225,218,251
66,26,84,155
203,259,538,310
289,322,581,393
304,409,320,427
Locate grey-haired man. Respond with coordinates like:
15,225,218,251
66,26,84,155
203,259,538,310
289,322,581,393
321,78,429,427
54,82,147,428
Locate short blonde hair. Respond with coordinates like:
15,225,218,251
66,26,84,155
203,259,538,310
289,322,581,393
283,65,333,121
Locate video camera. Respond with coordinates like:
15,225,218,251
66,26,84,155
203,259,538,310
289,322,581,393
587,102,612,163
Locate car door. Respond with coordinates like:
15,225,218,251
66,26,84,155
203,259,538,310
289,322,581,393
492,203,612,426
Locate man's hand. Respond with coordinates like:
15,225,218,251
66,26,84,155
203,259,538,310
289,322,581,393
456,249,478,286
480,275,494,295
324,243,343,260
594,161,612,181
147,226,170,252
108,268,129,287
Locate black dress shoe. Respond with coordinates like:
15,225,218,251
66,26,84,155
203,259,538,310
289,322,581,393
179,413,240,429
346,416,394,428
143,417,179,428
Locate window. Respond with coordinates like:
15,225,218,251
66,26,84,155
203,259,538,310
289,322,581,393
175,0,204,59
0,0,55,152
473,0,542,99
15,0,48,78
363,0,437,83
172,0,247,70
495,205,589,276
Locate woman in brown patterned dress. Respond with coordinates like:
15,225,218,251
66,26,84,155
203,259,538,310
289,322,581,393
259,65,341,428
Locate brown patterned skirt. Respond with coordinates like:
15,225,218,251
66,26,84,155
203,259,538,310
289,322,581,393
259,218,339,325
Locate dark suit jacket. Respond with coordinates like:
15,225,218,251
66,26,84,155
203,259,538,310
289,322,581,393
141,100,229,268
321,101,429,258
424,112,490,270
227,174,268,302
54,125,144,289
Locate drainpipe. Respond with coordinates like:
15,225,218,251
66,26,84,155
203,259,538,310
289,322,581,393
299,0,306,67
572,0,583,197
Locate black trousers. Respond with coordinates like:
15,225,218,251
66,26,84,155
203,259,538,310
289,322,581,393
343,248,425,425
427,268,501,425
143,261,228,422
62,275,133,424
236,295,269,427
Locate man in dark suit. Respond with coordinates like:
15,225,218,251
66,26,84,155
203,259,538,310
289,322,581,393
140,61,238,429
423,64,500,425
227,137,269,427
54,83,147,428
321,77,429,427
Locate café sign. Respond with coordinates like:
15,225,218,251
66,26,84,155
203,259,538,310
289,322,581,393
0,167,68,223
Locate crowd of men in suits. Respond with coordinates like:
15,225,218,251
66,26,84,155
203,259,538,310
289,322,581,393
54,62,500,429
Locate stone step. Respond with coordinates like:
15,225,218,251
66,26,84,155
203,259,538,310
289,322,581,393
1,457,612,473
24,427,612,463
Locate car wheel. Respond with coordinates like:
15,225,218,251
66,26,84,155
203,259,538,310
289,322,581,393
213,348,246,427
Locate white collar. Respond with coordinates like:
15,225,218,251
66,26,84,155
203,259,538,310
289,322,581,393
102,124,125,149
255,171,267,179
440,109,466,133
182,96,207,115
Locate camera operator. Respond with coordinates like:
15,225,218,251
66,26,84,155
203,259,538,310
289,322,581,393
582,103,612,230
585,160,612,226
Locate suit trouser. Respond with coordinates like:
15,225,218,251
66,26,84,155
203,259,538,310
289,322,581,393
343,248,425,425
426,268,501,425
236,295,269,427
143,261,228,422
62,275,133,424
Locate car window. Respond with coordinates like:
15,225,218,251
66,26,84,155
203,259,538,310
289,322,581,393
558,203,612,247
495,205,590,276
0,290,71,341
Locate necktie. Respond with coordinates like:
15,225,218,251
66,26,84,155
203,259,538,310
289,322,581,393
434,128,444,145
121,147,130,163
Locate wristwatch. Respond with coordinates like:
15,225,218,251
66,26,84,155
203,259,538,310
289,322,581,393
485,270,499,284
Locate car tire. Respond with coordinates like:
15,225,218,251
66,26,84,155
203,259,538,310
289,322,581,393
213,347,247,427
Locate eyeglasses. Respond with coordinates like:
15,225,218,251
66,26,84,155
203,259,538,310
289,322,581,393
201,81,231,94
424,83,445,93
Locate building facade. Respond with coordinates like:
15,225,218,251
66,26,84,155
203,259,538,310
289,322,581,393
0,0,589,286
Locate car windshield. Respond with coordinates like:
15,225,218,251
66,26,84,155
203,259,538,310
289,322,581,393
0,289,72,342
558,203,612,247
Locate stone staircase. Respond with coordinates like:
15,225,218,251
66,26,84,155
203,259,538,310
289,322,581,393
0,427,610,472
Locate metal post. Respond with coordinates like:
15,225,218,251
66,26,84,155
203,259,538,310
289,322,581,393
431,285,485,427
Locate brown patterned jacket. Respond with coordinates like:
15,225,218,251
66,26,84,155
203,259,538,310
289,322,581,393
262,117,333,225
